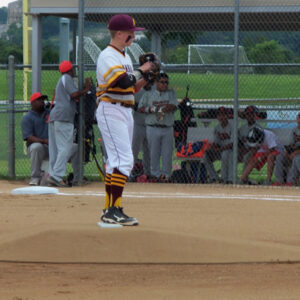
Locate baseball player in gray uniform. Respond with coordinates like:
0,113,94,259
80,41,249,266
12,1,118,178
131,83,153,178
48,61,91,187
275,112,300,186
204,106,233,183
138,72,177,182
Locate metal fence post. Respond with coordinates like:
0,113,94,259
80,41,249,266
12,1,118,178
77,0,85,184
232,0,240,184
8,55,15,179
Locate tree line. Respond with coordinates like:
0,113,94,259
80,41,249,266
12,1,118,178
1,8,300,72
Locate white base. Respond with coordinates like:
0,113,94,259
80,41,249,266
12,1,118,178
11,186,59,195
97,222,123,228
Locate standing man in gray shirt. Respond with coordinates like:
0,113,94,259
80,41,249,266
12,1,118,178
131,82,153,179
47,61,91,187
138,72,177,182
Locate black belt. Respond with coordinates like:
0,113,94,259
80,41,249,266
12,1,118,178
148,124,168,128
111,102,134,108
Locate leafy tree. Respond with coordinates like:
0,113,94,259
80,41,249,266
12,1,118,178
2,22,23,46
168,46,188,64
248,40,285,63
2,44,22,63
42,45,59,63
161,32,199,63
0,39,7,63
0,7,8,24
248,40,295,73
42,16,60,40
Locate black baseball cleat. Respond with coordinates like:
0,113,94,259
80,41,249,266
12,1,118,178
102,206,138,226
100,209,107,222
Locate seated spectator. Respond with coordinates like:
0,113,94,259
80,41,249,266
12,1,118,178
275,112,300,186
238,106,263,182
21,92,50,186
240,126,284,185
138,71,177,182
203,106,233,184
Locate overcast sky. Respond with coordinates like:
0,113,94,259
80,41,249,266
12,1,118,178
1,0,16,7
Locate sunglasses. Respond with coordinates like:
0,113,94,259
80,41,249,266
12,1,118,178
158,80,169,84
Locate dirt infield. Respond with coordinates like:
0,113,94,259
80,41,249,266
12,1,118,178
1,180,300,299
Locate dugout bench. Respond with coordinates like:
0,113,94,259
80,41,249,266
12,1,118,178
177,120,293,183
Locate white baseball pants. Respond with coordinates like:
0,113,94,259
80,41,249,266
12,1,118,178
96,102,134,177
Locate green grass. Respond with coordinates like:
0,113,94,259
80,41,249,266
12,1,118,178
2,70,300,101
170,73,300,100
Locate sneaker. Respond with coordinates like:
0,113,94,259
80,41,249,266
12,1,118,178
29,178,40,186
47,176,69,187
102,206,138,226
272,182,282,186
159,175,169,183
40,172,49,186
208,178,218,184
146,175,158,183
239,179,256,185
263,180,272,186
72,179,89,187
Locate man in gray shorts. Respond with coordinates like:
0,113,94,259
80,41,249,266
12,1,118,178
21,92,50,186
138,71,177,182
48,61,91,187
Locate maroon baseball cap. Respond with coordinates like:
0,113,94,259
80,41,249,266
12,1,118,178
217,106,227,114
108,14,144,31
245,105,259,114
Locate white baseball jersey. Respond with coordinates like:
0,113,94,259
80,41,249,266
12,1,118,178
95,44,135,177
258,129,282,153
96,45,135,105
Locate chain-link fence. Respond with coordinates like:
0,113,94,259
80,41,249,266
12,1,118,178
0,62,105,182
1,0,300,186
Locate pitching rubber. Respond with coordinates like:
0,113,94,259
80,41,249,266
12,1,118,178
97,222,123,229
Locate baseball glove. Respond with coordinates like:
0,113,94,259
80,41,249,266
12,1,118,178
139,52,161,83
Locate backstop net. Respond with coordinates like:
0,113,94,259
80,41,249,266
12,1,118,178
76,36,144,65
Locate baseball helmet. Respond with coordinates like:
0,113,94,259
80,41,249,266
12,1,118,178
247,126,264,147
59,61,73,73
